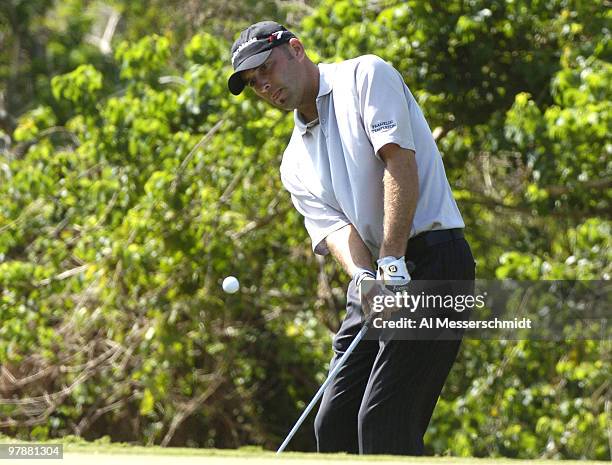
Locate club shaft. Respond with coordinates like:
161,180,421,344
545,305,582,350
276,321,370,453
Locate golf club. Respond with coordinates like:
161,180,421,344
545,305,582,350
276,314,375,454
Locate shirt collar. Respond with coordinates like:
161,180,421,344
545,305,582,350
294,62,336,135
317,62,335,98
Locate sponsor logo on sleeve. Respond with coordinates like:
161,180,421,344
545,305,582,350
370,120,397,133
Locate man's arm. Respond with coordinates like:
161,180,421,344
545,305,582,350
326,222,399,320
377,143,419,259
325,224,374,277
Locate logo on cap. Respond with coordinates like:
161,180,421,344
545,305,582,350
268,31,284,42
231,37,258,66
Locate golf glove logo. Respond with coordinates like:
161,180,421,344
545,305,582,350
376,256,412,287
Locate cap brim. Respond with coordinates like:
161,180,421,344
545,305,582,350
228,49,273,95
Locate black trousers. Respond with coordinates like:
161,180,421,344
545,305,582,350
314,235,475,455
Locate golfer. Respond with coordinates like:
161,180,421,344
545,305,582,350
228,21,476,455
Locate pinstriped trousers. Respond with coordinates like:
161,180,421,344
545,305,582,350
314,237,475,455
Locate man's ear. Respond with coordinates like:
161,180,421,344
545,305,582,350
288,38,305,60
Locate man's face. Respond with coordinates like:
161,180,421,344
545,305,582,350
240,44,304,111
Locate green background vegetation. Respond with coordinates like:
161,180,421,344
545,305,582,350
0,0,610,460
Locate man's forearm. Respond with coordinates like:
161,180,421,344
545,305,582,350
378,144,419,258
325,224,374,277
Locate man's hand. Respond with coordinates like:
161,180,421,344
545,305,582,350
354,268,399,320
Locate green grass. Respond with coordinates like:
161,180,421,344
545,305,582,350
1,436,609,464
58,443,612,464
65,443,609,463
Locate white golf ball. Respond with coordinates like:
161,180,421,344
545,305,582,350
222,276,240,294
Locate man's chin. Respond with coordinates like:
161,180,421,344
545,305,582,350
273,101,295,112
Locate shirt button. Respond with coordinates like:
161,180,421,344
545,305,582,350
321,119,326,124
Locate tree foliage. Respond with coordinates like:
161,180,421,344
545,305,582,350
0,0,610,460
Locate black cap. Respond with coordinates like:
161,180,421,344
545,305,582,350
228,21,296,95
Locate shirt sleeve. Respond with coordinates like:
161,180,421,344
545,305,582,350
280,163,350,256
356,55,416,157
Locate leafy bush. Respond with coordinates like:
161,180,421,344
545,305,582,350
0,0,609,459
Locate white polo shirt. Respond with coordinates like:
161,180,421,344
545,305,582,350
280,54,464,258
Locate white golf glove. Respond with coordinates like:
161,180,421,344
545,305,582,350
353,268,376,289
353,268,397,319
376,256,412,286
